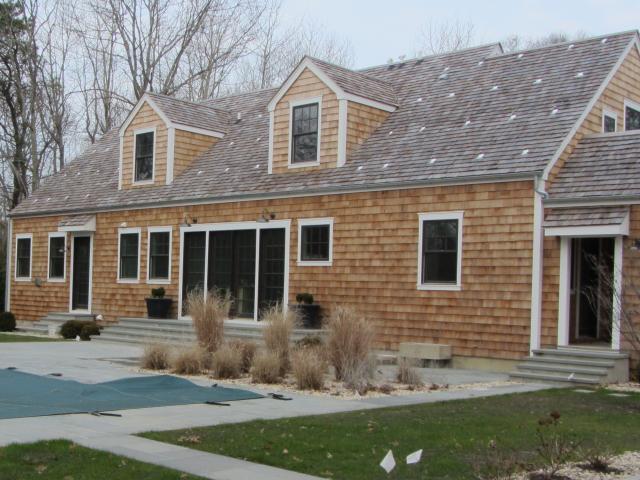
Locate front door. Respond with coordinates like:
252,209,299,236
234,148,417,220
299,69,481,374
258,228,286,317
71,235,92,311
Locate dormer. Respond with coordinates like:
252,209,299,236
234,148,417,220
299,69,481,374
118,93,228,189
267,57,398,174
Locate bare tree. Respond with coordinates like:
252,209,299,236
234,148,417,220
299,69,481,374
502,31,589,53
418,19,475,55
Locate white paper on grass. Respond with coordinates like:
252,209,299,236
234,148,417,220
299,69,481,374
380,450,396,473
406,449,423,464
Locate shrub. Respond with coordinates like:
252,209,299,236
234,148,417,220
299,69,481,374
172,347,205,375
211,344,243,379
326,306,375,385
473,439,523,480
532,412,580,480
151,287,166,298
60,320,97,339
295,292,314,304
0,312,16,332
141,343,171,370
578,444,618,474
250,351,282,384
291,348,325,390
186,288,232,353
79,323,101,341
228,340,257,374
397,358,424,387
262,304,297,375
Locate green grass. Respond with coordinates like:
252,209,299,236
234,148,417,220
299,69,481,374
141,389,640,480
0,333,62,343
0,439,199,479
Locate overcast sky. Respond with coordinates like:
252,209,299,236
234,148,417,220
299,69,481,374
280,0,640,67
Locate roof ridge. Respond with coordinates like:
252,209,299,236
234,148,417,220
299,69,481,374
147,91,230,115
306,56,394,88
496,29,639,58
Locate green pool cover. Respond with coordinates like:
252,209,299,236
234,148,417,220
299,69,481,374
0,369,263,419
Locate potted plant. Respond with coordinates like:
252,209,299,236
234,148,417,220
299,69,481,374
291,292,321,329
146,287,173,319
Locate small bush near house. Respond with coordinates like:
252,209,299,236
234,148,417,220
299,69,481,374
262,304,297,375
396,358,424,387
326,306,375,385
172,347,205,375
211,344,243,379
0,312,16,332
250,351,282,384
228,340,257,374
60,320,98,339
578,444,619,474
151,287,166,298
141,343,171,370
530,411,580,480
79,323,101,340
291,348,325,391
187,288,232,353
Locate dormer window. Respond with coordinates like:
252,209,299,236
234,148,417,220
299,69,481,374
624,99,640,131
134,129,155,183
291,100,320,165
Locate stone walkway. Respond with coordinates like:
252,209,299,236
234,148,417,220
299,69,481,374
0,340,550,479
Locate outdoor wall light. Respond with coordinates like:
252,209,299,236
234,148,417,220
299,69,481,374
632,239,640,251
257,209,276,223
180,214,198,227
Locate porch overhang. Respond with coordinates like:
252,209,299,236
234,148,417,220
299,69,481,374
543,206,629,237
58,214,96,232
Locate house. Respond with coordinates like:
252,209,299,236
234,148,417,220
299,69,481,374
6,31,640,379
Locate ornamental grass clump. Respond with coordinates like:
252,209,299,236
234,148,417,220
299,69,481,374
326,306,375,392
172,346,206,375
291,348,326,390
396,358,424,387
250,351,282,384
262,304,297,375
211,343,243,379
141,343,171,370
186,288,232,353
228,339,257,374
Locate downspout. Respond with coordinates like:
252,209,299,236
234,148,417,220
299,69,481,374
5,218,11,312
530,176,547,353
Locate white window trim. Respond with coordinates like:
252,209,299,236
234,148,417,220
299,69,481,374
288,96,322,168
417,211,464,291
47,232,66,282
132,127,156,185
297,217,334,266
147,226,172,284
602,107,617,132
14,233,33,282
623,98,640,131
117,227,141,283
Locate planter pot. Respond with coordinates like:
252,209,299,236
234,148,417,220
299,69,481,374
290,303,321,329
146,298,173,319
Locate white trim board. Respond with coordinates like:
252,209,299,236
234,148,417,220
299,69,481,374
117,227,142,283
544,217,629,237
297,217,334,266
47,232,66,282
14,233,33,282
602,107,618,132
416,211,463,291
529,179,546,352
147,226,172,284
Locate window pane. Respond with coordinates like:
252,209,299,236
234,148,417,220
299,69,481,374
421,219,458,284
135,131,154,181
292,103,319,163
625,106,640,131
301,225,330,261
604,115,616,133
49,236,65,278
149,231,170,279
16,238,31,277
119,233,139,279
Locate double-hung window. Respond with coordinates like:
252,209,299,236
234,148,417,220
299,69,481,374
291,101,320,164
147,227,171,282
48,233,66,281
624,99,640,131
602,109,617,133
118,228,140,282
418,212,463,290
134,129,155,182
15,234,32,280
298,218,333,266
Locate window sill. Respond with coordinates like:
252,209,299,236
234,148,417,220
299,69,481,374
118,278,140,284
147,279,171,285
288,161,319,169
132,180,154,186
417,283,461,291
297,260,332,267
15,277,31,282
47,278,65,283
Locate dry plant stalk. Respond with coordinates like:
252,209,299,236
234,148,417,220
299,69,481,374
262,304,297,374
291,348,326,390
397,358,424,387
250,351,282,384
186,288,232,353
141,343,171,370
172,346,205,375
211,343,243,379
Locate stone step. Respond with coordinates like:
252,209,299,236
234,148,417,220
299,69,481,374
522,355,615,369
509,370,601,385
517,362,608,378
93,333,193,347
533,348,629,360
16,321,49,334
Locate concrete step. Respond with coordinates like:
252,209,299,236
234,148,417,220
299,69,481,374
533,348,629,360
16,321,49,334
522,355,615,369
94,333,194,346
517,362,607,378
509,370,601,385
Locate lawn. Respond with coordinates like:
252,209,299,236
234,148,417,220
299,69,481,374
142,388,640,480
0,333,62,343
0,439,198,479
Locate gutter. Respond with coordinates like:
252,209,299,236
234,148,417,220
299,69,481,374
9,172,536,219
545,195,640,207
